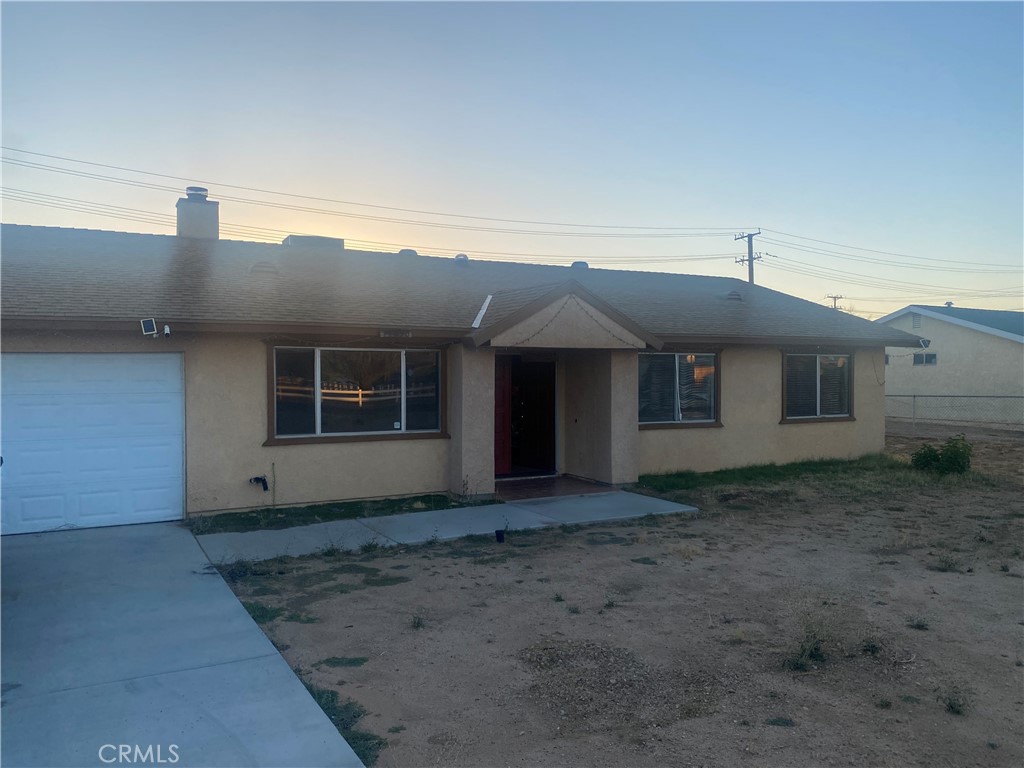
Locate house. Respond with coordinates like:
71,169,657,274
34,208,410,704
0,189,921,534
877,305,1024,429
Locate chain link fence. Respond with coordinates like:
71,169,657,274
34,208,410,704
886,395,1024,431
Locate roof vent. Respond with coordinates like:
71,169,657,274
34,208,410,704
944,301,954,307
398,248,418,257
570,260,589,269
726,290,743,301
454,253,469,263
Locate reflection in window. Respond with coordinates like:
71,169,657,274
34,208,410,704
639,353,718,423
273,348,440,437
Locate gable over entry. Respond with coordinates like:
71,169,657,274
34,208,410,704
469,281,662,351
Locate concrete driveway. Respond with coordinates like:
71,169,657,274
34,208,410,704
1,523,363,768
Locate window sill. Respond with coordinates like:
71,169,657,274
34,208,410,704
639,421,723,431
264,432,451,446
779,416,855,425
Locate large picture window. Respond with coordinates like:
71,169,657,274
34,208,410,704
274,347,440,437
638,352,718,424
784,353,851,420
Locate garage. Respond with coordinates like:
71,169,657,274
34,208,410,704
1,353,184,535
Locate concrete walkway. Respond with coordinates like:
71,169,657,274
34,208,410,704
1,524,364,768
197,491,696,563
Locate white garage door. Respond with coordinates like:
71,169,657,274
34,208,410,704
1,353,184,534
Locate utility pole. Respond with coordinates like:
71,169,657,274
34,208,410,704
826,294,844,310
734,229,761,284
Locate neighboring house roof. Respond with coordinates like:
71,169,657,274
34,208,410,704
0,223,920,347
877,305,1024,344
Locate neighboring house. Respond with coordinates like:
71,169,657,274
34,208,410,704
0,189,920,534
877,305,1024,428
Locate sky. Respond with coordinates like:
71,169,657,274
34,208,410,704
2,1,1022,319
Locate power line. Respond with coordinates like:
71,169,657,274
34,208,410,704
3,157,742,239
762,227,1019,266
762,258,1020,297
1,188,747,265
1,147,750,232
760,235,1018,272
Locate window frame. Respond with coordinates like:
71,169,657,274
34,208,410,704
912,353,937,366
264,343,448,445
780,350,855,424
638,351,722,430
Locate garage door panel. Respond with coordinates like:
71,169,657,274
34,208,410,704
2,395,183,441
2,354,184,534
19,494,68,526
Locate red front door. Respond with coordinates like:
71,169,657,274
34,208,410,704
494,356,512,475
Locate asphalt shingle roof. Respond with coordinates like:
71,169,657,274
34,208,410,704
0,224,919,346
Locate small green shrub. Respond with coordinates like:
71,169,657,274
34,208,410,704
910,443,941,472
410,615,425,630
911,435,972,475
937,682,973,715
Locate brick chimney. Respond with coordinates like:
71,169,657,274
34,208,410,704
176,186,219,239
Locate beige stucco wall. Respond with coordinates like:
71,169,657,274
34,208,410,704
883,314,1024,397
489,295,646,349
1,330,450,514
447,343,496,498
638,346,886,475
562,349,639,484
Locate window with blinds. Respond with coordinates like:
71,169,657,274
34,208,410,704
784,353,851,420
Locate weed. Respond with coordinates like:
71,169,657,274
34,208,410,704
553,592,565,602
284,611,319,624
362,575,410,588
387,725,406,734
630,556,658,566
360,540,384,555
331,564,381,576
221,559,257,582
861,638,882,656
899,695,920,705
320,656,369,668
320,545,342,557
638,454,906,493
567,605,581,615
410,615,425,630
936,682,973,715
242,601,285,624
928,553,963,573
559,524,584,534
876,698,893,710
906,615,930,631
603,598,617,609
765,717,796,727
301,681,387,765
1000,563,1010,572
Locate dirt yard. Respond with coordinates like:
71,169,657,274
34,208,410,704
226,426,1024,768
